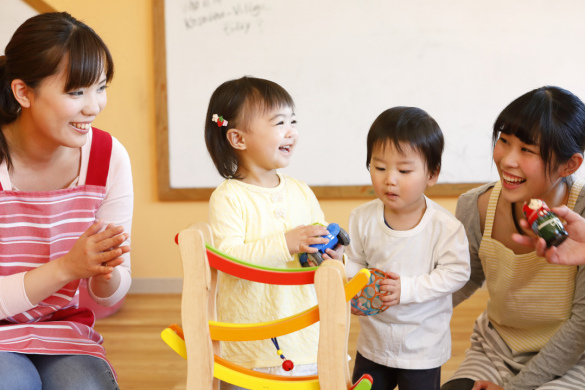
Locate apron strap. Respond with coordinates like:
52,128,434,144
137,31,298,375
85,128,113,187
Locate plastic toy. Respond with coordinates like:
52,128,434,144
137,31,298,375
351,268,391,316
299,223,350,267
523,199,568,247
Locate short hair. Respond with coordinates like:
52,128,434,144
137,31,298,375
0,12,114,168
493,86,585,176
366,106,444,175
204,76,295,179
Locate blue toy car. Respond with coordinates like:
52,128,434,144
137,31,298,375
299,223,350,267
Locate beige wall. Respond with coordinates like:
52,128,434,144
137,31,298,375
43,0,458,281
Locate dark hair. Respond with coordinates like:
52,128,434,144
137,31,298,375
493,86,585,177
205,76,295,179
366,106,444,176
0,12,114,169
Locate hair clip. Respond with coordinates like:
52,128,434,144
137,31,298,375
212,114,228,127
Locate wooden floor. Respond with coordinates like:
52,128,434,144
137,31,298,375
95,289,489,389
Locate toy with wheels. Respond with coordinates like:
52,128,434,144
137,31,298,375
299,223,350,267
351,268,391,316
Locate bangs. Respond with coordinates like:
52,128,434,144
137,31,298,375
492,88,562,173
64,27,114,91
238,82,295,129
493,110,542,147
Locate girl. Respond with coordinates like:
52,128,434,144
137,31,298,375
441,86,585,390
205,76,343,389
0,12,132,389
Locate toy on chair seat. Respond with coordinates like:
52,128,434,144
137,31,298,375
523,199,568,248
351,268,391,316
299,223,350,267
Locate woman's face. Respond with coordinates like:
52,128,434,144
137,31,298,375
24,63,108,149
493,132,562,203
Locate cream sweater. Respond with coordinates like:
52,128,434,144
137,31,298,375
208,173,326,369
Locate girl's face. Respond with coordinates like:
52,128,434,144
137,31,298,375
493,133,562,203
24,63,108,149
369,141,437,216
240,105,298,174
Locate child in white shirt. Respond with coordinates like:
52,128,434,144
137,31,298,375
346,106,471,390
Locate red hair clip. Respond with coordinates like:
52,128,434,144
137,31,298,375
212,114,228,127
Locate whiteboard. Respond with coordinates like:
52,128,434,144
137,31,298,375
0,1,38,50
158,0,585,197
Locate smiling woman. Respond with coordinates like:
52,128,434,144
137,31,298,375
0,12,132,390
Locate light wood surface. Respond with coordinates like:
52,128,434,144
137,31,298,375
315,262,351,389
95,289,488,389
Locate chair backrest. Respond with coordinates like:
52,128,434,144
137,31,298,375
178,223,220,390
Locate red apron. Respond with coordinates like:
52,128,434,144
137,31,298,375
0,128,115,374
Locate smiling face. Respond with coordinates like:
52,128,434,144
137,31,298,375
23,61,108,150
493,132,563,203
369,141,437,216
236,104,298,184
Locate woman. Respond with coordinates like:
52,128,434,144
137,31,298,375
0,12,132,389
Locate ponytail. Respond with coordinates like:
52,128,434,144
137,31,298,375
0,55,16,168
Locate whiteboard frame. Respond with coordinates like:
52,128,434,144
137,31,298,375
22,0,55,13
152,0,481,201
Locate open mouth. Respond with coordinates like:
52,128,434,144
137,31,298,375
279,145,292,153
70,122,92,131
502,173,526,186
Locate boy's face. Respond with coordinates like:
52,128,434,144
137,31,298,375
369,141,438,216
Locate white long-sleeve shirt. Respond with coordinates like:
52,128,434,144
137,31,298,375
345,196,470,369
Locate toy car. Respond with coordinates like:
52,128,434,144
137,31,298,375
299,223,350,267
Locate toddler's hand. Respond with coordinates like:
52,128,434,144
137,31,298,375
350,290,367,316
285,225,329,255
322,244,345,262
379,272,401,307
350,304,367,316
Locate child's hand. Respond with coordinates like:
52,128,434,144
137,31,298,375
60,220,130,281
379,272,401,307
322,244,345,262
285,224,329,255
350,303,367,316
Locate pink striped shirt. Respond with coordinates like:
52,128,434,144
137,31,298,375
0,128,131,375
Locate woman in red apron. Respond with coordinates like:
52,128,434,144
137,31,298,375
0,12,133,389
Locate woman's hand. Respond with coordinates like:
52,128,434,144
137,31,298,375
472,381,503,390
24,220,130,306
512,205,585,265
285,224,329,255
60,220,130,281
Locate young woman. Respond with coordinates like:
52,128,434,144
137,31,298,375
0,12,132,389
